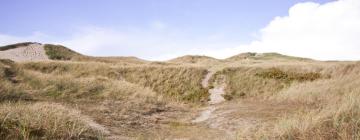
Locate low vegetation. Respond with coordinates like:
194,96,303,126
0,42,37,51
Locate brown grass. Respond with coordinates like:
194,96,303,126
0,102,102,140
20,61,208,103
2,44,360,139
234,62,360,139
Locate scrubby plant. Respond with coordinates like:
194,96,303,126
255,67,322,82
44,44,82,60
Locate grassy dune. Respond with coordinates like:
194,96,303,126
1,43,360,139
20,61,208,103
217,62,360,139
0,57,207,139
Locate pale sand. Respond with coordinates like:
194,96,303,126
0,43,49,62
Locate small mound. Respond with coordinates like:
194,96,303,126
90,56,148,64
227,52,311,61
0,42,49,62
168,55,220,64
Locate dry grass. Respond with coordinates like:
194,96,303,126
233,62,360,139
20,61,208,103
215,66,324,100
2,44,360,139
0,102,103,140
116,66,209,103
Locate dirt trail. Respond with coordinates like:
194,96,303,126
192,70,226,123
192,70,296,138
0,43,49,62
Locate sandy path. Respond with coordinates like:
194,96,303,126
192,71,226,123
201,71,215,88
0,43,49,62
192,70,296,138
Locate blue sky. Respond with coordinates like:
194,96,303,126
1,0,360,60
1,0,332,41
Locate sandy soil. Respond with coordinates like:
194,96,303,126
192,71,226,123
192,70,296,139
201,70,215,88
0,43,49,62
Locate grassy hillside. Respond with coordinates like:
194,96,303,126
226,52,311,61
168,55,221,65
216,66,325,100
1,43,360,139
246,62,360,139
44,44,148,64
20,61,208,103
0,59,181,139
44,44,83,60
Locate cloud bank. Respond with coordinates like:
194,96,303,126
1,0,360,60
211,0,360,60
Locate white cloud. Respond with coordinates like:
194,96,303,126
213,0,360,60
1,0,360,61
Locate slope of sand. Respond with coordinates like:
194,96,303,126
0,43,49,62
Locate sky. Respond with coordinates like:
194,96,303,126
1,0,359,60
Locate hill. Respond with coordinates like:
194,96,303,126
168,55,221,65
0,42,49,61
0,43,147,64
226,52,312,61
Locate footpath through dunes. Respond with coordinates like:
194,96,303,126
0,43,49,62
191,68,299,139
192,70,226,123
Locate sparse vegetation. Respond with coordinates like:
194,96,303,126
0,42,37,51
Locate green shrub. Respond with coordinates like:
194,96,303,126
44,44,81,60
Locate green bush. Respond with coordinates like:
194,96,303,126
44,44,81,60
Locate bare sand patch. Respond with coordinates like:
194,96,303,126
0,43,49,62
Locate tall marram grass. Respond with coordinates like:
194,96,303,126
0,102,103,140
21,62,209,103
116,66,209,103
237,63,360,139
215,66,323,100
